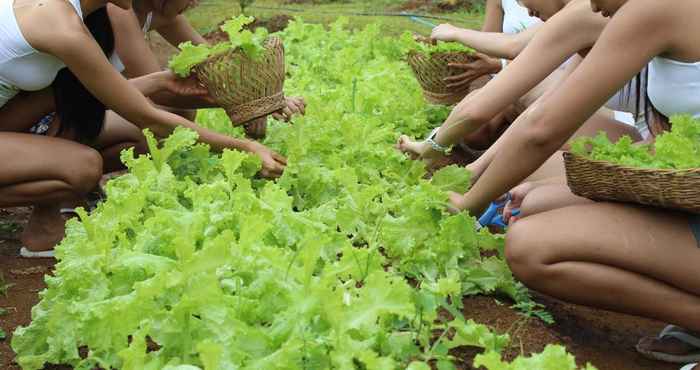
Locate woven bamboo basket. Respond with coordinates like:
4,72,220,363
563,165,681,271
194,36,286,125
564,152,700,214
407,51,477,105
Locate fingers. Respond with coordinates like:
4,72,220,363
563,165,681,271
294,97,306,115
279,96,306,122
272,152,287,165
260,160,284,179
444,73,479,88
447,191,466,215
281,107,293,121
503,201,515,222
447,62,473,71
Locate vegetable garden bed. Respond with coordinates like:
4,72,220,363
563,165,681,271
0,18,678,370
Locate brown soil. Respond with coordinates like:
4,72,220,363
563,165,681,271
0,208,677,370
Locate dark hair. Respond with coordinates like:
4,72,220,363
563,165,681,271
617,67,669,136
53,7,115,143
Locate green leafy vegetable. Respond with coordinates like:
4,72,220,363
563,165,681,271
169,15,270,77
169,41,213,77
399,31,475,55
571,115,700,169
13,19,583,370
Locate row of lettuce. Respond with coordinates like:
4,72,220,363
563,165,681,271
12,19,595,369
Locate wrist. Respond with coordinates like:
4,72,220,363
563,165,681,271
150,71,170,93
489,58,505,74
426,128,453,154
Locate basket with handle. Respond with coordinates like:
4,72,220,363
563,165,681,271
563,151,700,214
194,36,286,125
407,50,477,105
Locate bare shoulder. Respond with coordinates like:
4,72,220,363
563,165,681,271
21,0,88,53
558,0,608,30
538,0,607,44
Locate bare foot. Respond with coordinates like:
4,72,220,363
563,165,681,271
19,205,67,252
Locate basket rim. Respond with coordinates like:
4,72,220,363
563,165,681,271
407,50,476,59
194,35,282,70
563,151,700,175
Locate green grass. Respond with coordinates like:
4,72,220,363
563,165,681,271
186,0,484,36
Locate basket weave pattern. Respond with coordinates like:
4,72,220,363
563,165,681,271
195,37,286,124
564,152,700,214
407,51,476,105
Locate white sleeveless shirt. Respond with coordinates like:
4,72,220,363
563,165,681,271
0,0,84,107
648,56,700,119
501,0,541,34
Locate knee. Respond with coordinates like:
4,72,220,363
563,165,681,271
505,219,551,285
65,147,103,194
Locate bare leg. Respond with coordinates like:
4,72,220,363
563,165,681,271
519,183,592,217
0,133,103,251
93,111,149,173
505,202,700,332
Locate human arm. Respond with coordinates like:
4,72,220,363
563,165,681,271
33,10,284,176
107,5,216,109
399,2,608,167
481,0,505,33
456,1,669,215
432,23,540,60
156,14,207,47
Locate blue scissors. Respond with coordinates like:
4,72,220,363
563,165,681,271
477,193,521,230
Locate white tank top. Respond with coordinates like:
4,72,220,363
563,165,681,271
648,56,700,119
0,0,83,107
501,0,541,34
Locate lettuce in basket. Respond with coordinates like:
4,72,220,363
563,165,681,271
169,15,270,77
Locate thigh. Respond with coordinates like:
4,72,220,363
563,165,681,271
520,183,592,217
0,132,98,186
526,152,566,181
509,202,700,296
0,89,55,133
92,111,145,150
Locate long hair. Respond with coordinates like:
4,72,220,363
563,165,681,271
53,7,115,143
617,67,669,136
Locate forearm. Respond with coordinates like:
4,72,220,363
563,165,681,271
464,116,565,213
149,91,218,109
129,73,167,97
450,29,513,59
144,108,257,153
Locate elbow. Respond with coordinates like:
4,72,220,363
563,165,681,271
452,98,492,132
519,104,561,151
503,39,522,60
